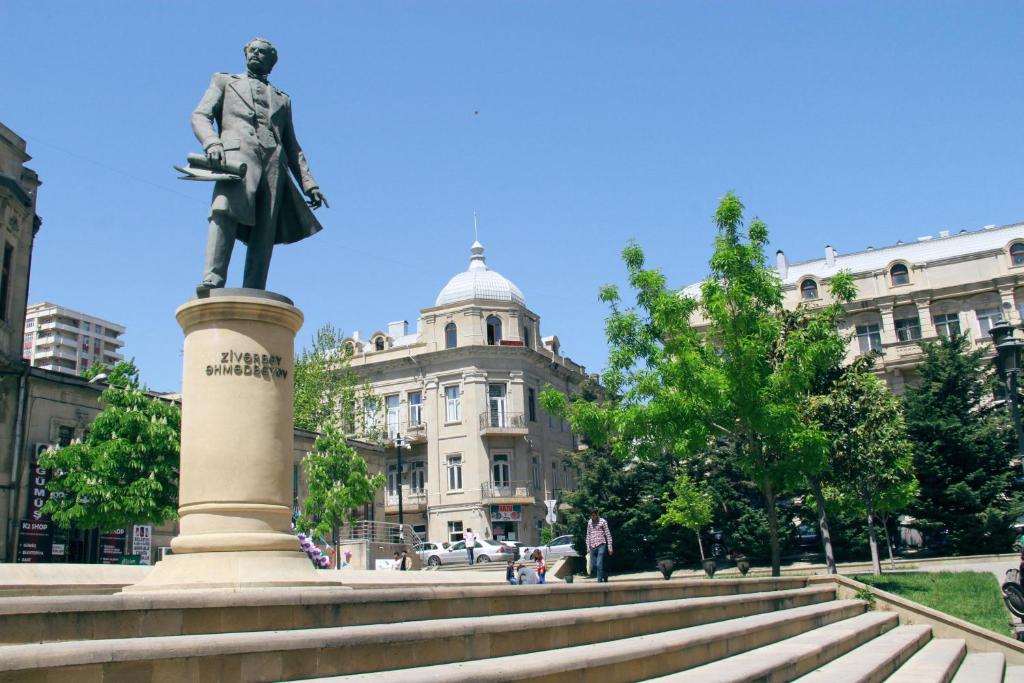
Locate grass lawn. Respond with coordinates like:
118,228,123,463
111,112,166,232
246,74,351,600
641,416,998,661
855,571,1012,636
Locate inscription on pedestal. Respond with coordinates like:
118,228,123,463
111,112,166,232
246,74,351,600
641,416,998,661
206,350,289,379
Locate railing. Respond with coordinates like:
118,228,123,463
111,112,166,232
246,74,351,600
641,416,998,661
341,520,423,544
386,419,428,442
385,488,428,508
479,411,527,432
481,480,533,500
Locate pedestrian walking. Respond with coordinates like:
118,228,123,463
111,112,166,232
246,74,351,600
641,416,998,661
464,527,477,565
391,552,402,570
399,550,410,571
586,511,614,583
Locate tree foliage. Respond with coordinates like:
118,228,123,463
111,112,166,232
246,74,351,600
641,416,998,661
39,361,180,531
296,426,385,554
904,334,1020,553
812,362,917,573
544,192,856,575
293,323,372,435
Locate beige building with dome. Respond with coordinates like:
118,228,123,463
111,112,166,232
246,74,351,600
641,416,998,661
343,241,593,547
684,221,1024,394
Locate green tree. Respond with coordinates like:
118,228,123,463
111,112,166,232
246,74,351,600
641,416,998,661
812,363,917,574
296,426,385,566
904,334,1020,553
658,471,713,559
39,361,180,531
544,193,854,575
293,323,370,435
562,444,693,572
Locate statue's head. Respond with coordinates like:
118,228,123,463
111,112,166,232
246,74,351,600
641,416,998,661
244,38,278,76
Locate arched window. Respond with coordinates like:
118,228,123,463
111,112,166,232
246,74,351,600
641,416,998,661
444,323,457,349
890,263,910,286
486,315,503,345
374,337,385,351
800,279,818,300
343,342,355,357
1011,243,1024,266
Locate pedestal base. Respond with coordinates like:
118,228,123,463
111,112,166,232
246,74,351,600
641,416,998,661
123,550,346,592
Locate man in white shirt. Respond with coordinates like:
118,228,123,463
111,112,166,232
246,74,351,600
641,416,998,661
464,528,477,565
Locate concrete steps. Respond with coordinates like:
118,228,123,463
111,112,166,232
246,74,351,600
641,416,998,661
0,577,805,645
0,587,843,682
793,624,931,682
950,652,1006,682
1,574,1021,682
886,638,966,683
644,611,900,682
311,600,869,682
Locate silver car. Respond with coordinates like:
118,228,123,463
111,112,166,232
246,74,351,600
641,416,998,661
421,539,517,566
521,535,580,562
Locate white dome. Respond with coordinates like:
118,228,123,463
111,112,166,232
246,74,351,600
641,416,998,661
435,241,526,307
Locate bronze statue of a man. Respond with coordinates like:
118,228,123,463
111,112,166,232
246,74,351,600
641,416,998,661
191,38,328,293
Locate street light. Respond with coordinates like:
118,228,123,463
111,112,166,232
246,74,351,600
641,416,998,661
394,433,410,529
989,309,1024,475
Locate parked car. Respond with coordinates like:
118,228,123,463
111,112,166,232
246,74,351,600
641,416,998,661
420,539,517,566
413,542,443,565
520,535,580,562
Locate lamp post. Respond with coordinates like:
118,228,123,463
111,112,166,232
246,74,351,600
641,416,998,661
989,314,1024,474
394,433,406,528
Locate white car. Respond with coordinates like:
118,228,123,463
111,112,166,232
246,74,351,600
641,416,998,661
419,539,517,566
520,535,579,562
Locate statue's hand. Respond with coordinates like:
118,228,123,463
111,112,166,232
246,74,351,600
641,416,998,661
306,188,329,210
206,143,225,168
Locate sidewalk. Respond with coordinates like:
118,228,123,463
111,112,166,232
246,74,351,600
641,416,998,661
575,552,1021,584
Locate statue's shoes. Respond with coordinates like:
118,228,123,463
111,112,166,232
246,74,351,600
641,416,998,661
196,281,218,296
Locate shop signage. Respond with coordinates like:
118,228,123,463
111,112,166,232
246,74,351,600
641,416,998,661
27,464,51,522
15,519,52,563
98,529,126,564
491,504,522,522
132,524,153,565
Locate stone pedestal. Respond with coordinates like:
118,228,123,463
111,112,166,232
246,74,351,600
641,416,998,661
127,289,340,591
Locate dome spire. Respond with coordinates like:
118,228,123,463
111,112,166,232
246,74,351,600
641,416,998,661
468,240,487,271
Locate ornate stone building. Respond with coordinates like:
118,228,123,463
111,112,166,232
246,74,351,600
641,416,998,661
685,222,1024,394
344,241,592,546
0,123,42,561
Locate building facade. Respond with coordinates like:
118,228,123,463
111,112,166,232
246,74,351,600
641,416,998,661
0,124,43,562
24,303,125,376
685,222,1024,393
344,241,592,547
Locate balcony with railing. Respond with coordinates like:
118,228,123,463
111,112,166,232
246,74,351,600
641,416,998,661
478,410,529,437
481,480,535,504
385,418,428,444
384,487,428,513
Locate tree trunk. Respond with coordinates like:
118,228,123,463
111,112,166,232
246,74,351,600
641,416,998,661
696,528,706,561
881,513,897,570
866,509,881,576
809,476,837,575
765,480,781,577
333,523,340,571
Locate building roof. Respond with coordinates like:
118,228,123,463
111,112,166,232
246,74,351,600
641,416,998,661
434,241,526,307
681,221,1024,297
781,222,1024,285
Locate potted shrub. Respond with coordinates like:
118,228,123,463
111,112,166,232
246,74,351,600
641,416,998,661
702,557,717,578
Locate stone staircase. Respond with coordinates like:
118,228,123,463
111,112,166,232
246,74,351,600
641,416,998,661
0,575,1020,682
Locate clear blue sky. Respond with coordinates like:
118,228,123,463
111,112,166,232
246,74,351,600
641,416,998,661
3,2,1022,391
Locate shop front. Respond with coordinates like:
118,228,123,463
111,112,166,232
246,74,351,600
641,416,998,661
490,504,522,542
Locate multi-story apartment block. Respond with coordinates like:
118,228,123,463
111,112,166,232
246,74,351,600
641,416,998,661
685,222,1024,394
345,241,593,546
24,303,125,375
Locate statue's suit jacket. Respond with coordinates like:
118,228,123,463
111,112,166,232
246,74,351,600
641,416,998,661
192,72,322,245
